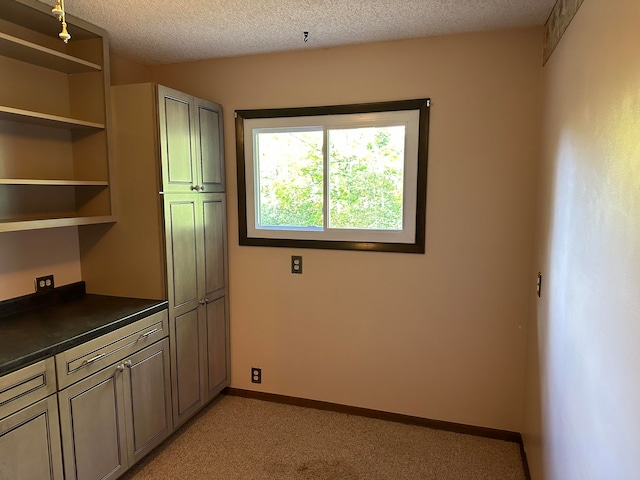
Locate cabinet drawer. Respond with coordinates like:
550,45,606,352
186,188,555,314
56,310,168,389
0,358,56,421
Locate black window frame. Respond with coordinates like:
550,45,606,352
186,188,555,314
235,98,430,253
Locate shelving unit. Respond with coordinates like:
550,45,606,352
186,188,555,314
0,215,116,233
0,31,101,73
0,179,108,186
0,105,105,129
0,0,114,233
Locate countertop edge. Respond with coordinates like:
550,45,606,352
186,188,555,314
0,300,168,377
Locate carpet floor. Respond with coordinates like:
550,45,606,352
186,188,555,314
121,395,527,480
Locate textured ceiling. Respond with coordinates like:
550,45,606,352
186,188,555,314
38,0,555,65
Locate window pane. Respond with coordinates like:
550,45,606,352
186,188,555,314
255,129,324,228
328,126,405,230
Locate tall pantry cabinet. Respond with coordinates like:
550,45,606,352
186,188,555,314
79,83,230,428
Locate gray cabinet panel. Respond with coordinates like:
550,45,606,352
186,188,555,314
159,89,195,191
123,339,172,466
196,100,225,192
167,199,199,309
0,358,56,421
206,296,229,399
58,365,127,480
203,195,226,297
0,394,63,480
173,309,201,420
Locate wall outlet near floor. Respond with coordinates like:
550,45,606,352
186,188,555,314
35,274,54,293
251,367,262,384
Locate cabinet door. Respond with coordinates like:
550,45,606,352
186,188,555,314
122,339,172,466
202,194,227,298
165,196,202,316
158,85,198,193
194,98,225,193
173,309,203,425
205,296,230,401
0,394,64,480
164,195,206,427
58,365,128,480
200,194,230,401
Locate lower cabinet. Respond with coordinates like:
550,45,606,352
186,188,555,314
58,363,127,480
0,394,64,480
204,295,230,402
0,301,227,479
172,307,202,423
123,338,173,465
171,294,230,427
58,338,172,480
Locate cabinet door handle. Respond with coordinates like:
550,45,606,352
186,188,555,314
116,364,125,372
191,185,200,191
124,360,133,369
137,328,160,341
199,298,214,305
81,352,106,366
199,186,205,191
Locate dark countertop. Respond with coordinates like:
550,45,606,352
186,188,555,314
0,282,167,376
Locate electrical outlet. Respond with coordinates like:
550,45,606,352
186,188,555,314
251,367,262,384
536,272,542,297
35,274,54,293
291,255,302,274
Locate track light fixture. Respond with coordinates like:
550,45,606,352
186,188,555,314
51,0,71,43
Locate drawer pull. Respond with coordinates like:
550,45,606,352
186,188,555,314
137,328,160,341
81,352,106,366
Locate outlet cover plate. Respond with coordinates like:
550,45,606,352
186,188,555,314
35,274,54,293
291,256,302,274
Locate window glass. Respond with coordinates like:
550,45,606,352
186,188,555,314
328,126,405,231
255,128,323,229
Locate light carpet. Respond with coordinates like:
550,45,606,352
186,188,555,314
121,395,526,480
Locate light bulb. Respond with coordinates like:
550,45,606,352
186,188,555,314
52,0,63,18
59,22,71,43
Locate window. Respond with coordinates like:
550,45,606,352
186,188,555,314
235,99,430,253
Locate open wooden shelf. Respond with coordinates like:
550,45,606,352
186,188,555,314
0,215,116,233
0,32,101,74
0,179,108,186
0,105,104,130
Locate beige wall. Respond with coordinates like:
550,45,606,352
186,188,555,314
522,0,640,478
109,53,153,85
153,28,542,431
0,227,81,300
